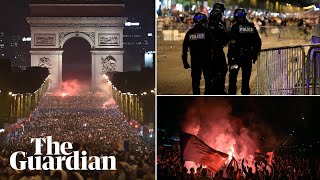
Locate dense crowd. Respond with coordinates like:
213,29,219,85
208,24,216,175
159,10,319,38
158,144,320,180
0,93,155,180
159,9,319,26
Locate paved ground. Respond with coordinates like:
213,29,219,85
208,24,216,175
157,37,307,95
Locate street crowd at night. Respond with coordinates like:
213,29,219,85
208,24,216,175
159,7,319,28
159,9,319,40
0,93,155,180
157,97,320,180
158,143,320,180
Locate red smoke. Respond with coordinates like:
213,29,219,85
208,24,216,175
55,79,90,96
102,98,117,109
181,98,274,165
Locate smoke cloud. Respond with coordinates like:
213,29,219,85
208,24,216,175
55,79,90,96
181,98,276,164
102,98,117,109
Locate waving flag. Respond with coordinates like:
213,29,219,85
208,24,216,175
266,150,274,165
180,132,229,174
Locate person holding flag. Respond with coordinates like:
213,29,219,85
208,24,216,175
180,132,229,175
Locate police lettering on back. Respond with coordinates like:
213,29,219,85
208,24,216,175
181,4,261,95
189,33,205,41
239,26,254,33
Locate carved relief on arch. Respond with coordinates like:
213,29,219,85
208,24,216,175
101,55,117,74
59,32,95,47
38,57,52,73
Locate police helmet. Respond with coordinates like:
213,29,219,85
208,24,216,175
209,9,223,22
193,13,208,25
234,8,247,21
212,3,226,13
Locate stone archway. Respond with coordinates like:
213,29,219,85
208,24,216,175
60,32,95,48
28,2,127,91
62,37,92,85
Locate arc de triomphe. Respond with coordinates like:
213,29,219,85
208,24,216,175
28,0,127,90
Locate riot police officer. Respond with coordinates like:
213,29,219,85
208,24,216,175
228,8,261,95
208,8,229,94
182,13,214,95
212,3,227,27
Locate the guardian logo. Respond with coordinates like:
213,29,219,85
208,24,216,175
10,136,117,171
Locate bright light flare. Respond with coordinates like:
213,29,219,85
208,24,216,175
103,74,109,79
228,145,235,161
61,92,68,97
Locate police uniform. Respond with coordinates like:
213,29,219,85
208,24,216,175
228,9,261,95
208,9,229,95
182,13,214,95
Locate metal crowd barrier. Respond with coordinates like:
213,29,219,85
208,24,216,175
157,22,192,60
160,23,192,42
256,43,320,95
259,25,315,41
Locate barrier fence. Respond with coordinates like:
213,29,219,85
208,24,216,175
256,43,320,95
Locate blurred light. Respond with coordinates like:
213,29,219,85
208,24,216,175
303,4,315,10
125,22,140,26
22,37,31,42
8,92,12,95
144,53,153,68
192,5,196,11
176,3,183,11
0,129,4,133
147,33,153,37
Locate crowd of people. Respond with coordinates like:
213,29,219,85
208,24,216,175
0,93,155,180
158,144,320,180
158,8,319,40
159,8,319,28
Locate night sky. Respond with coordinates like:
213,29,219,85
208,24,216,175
0,0,155,36
157,96,320,145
